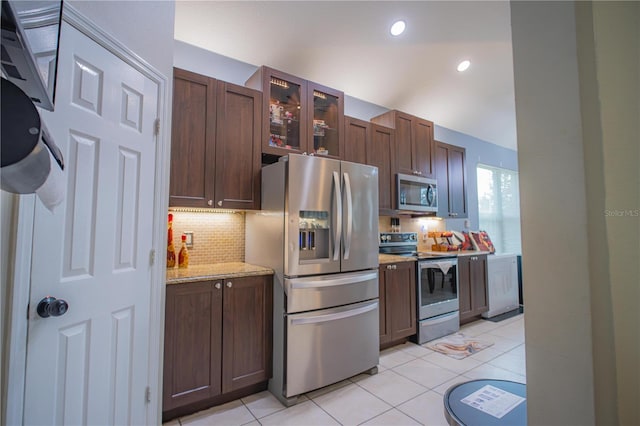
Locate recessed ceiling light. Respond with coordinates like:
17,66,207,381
457,60,471,72
390,20,406,36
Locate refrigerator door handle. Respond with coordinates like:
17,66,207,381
289,271,378,290
290,301,378,326
333,171,342,261
343,172,353,260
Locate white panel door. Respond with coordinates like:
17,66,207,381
23,22,159,425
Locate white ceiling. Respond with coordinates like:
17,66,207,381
174,1,517,150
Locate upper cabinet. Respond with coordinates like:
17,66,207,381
368,123,396,212
308,81,344,159
170,68,262,209
246,66,344,159
370,110,435,178
344,116,369,164
435,141,468,218
170,68,216,208
343,116,396,212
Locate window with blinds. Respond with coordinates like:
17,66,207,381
476,164,522,254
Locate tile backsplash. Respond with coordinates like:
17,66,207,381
168,211,452,266
169,211,245,265
378,216,446,251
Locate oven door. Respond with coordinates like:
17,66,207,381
417,259,459,319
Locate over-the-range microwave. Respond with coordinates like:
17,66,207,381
397,173,438,213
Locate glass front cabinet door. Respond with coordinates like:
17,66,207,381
247,67,345,159
307,82,344,159
246,67,308,157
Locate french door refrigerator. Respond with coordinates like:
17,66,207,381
246,154,379,406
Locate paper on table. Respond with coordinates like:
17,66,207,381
461,384,525,419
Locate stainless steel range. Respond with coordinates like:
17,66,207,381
379,232,460,344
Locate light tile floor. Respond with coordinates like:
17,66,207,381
165,313,525,426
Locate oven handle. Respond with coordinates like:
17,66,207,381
290,271,378,290
290,301,378,326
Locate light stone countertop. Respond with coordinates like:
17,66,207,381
166,262,273,285
378,254,417,265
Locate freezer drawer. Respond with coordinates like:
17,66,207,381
284,270,378,313
285,299,379,397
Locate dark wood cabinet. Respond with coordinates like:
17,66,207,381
169,68,216,208
246,66,345,159
163,275,272,419
458,255,488,323
379,261,416,347
368,123,396,212
170,68,262,209
344,116,369,164
221,275,273,393
370,110,435,178
343,116,395,212
246,66,308,157
307,81,344,159
435,141,468,218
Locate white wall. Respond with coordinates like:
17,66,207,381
586,2,639,424
511,2,596,424
511,1,639,425
68,0,175,78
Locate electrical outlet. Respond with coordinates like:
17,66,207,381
184,231,194,248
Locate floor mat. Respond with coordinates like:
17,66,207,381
426,333,493,359
485,306,524,323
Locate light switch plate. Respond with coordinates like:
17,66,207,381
184,231,194,248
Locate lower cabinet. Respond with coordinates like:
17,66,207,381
379,261,416,347
458,255,489,323
163,275,272,419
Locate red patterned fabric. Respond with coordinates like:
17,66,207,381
471,231,495,253
460,232,474,250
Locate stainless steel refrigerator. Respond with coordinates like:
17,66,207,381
246,154,379,406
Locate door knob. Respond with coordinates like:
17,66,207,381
37,296,68,318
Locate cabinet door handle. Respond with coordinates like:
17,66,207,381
226,282,233,288
207,200,213,206
215,282,221,289
217,201,223,207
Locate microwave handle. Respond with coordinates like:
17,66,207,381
333,171,342,261
427,185,436,206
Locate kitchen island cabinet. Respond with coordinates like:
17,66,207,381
170,68,261,209
370,110,435,179
162,273,272,421
458,254,488,323
379,260,416,348
435,141,468,218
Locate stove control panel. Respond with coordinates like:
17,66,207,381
379,232,418,246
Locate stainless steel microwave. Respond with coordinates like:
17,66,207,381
397,173,438,212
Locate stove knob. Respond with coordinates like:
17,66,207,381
409,234,416,241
